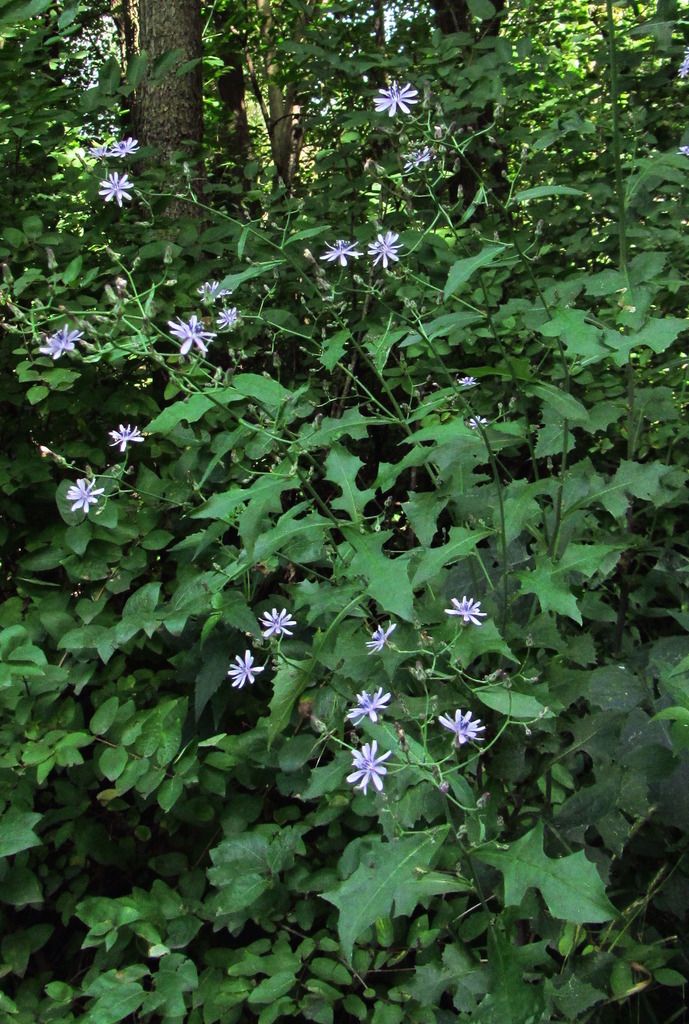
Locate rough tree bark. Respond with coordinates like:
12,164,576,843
115,0,203,161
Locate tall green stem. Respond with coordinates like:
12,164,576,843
606,0,628,273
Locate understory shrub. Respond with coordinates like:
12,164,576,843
1,2,689,1022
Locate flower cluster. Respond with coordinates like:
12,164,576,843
347,688,391,725
108,424,144,453
39,325,83,360
99,173,134,207
65,478,104,513
90,137,140,159
679,48,689,79
168,315,216,356
445,596,487,626
91,137,139,207
347,741,392,795
438,709,486,746
321,232,402,270
320,84,426,270
197,280,231,302
374,81,419,117
468,416,489,429
403,146,433,172
259,608,297,638
217,307,239,330
228,650,264,689
366,622,396,653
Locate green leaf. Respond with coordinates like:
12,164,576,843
444,245,508,300
298,408,374,451
99,746,128,782
231,373,293,410
266,660,309,746
475,687,553,720
248,971,297,1005
83,978,146,1024
513,185,584,202
476,823,615,922
0,0,52,27
322,827,449,960
517,544,622,623
607,316,686,365
146,389,237,433
123,582,161,619
207,834,272,913
301,753,351,799
217,261,284,293
126,51,148,88
324,446,375,521
26,385,49,405
538,309,609,366
192,474,288,522
342,529,415,621
466,0,496,19
90,697,120,735
0,807,42,857
320,328,350,371
402,489,449,546
411,527,491,587
525,382,588,423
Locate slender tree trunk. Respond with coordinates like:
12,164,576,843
249,0,319,190
431,0,507,211
215,42,252,176
254,0,302,188
431,0,471,35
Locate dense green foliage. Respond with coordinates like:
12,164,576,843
2,0,689,1021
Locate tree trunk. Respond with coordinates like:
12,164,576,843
431,0,507,212
431,0,471,35
254,0,302,189
215,42,252,177
118,0,203,161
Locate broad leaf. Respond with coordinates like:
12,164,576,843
322,827,449,959
476,823,615,922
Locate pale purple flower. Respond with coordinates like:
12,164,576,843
458,376,478,388
89,143,111,158
168,315,216,355
98,172,133,207
678,48,689,79
347,687,392,725
39,325,83,360
467,416,489,429
373,81,419,117
110,137,139,157
403,146,433,171
216,307,239,330
438,709,485,746
227,650,265,689
320,240,362,267
365,622,397,654
368,231,402,269
65,478,105,513
445,596,487,626
679,145,689,157
259,608,297,638
198,280,231,302
108,424,144,453
346,740,392,795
